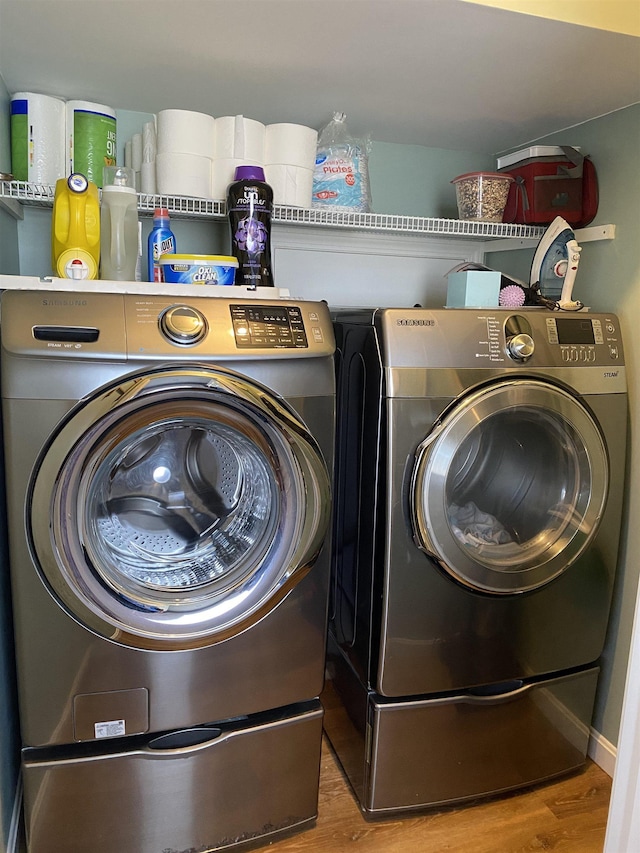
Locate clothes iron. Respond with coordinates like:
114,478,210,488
530,216,582,310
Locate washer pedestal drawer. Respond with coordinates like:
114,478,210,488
22,700,323,853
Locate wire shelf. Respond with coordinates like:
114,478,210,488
1,180,546,240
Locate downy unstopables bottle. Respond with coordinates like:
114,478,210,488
148,208,176,282
227,166,273,287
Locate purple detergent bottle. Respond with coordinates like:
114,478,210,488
227,166,274,287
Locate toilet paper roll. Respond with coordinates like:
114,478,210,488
156,152,212,198
142,121,156,163
214,115,265,162
265,123,318,170
140,160,156,195
156,109,215,158
10,92,66,185
265,164,314,207
66,100,117,187
132,133,143,171
210,157,262,200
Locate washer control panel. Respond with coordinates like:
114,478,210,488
230,304,308,349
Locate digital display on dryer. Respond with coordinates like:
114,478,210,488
230,304,308,348
555,319,596,345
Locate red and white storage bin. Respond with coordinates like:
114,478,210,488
497,145,598,228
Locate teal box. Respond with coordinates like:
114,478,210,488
446,270,501,307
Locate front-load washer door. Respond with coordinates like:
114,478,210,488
28,365,331,650
410,379,608,594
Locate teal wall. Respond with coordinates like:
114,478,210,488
487,103,640,745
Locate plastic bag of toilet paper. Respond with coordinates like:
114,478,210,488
312,112,371,213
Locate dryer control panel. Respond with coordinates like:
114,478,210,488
545,315,621,363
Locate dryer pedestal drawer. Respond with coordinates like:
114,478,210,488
22,701,323,853
364,667,598,816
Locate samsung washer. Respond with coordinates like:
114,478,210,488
324,307,626,816
1,290,335,853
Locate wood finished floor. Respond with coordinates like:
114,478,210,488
267,736,612,853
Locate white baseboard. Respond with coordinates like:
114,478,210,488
589,727,617,778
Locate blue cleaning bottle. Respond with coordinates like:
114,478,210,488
148,207,176,282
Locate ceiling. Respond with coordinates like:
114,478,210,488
1,0,638,154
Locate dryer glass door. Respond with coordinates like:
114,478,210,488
29,365,331,649
410,379,608,594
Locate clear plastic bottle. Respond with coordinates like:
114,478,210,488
100,165,139,281
227,165,273,287
148,208,176,282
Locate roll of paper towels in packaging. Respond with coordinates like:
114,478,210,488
214,116,265,162
265,123,317,169
66,100,117,187
265,164,314,207
211,157,262,199
156,109,215,158
10,92,66,185
156,152,212,198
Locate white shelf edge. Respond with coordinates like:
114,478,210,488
1,181,616,247
0,274,290,299
0,181,545,242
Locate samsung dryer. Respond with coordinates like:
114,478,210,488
324,307,627,816
1,291,335,853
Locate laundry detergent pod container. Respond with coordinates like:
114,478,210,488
159,254,238,285
452,172,514,222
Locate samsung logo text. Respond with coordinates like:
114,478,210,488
41,298,88,307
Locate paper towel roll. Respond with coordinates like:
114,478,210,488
156,152,212,198
265,164,314,207
214,116,265,162
140,161,157,195
10,92,66,185
156,109,215,158
265,123,318,169
66,100,117,187
210,157,262,200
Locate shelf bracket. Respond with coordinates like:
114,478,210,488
0,197,24,220
482,223,615,254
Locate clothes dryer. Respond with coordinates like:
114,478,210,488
1,291,335,853
324,307,626,816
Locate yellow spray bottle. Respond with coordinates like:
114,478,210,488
51,172,100,280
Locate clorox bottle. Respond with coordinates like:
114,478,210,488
52,173,101,280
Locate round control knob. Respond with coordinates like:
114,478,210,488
507,332,535,361
159,305,207,345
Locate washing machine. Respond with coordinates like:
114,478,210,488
0,290,335,853
323,307,627,817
